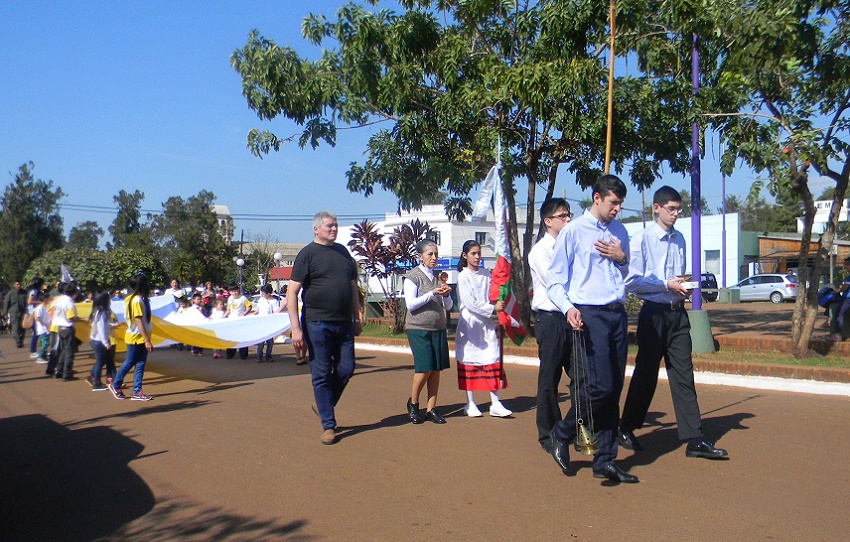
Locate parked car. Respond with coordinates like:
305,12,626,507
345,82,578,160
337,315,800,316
729,274,797,303
700,272,718,302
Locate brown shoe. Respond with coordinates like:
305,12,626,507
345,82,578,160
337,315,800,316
321,428,336,445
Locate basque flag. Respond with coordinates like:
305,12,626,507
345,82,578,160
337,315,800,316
471,164,526,346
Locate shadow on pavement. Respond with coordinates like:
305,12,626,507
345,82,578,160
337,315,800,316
619,411,755,470
0,414,155,542
0,414,314,541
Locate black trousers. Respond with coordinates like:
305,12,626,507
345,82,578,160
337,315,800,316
620,302,703,441
534,310,571,446
552,304,627,467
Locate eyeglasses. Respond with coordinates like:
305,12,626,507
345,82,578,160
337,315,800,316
548,212,572,221
661,205,681,215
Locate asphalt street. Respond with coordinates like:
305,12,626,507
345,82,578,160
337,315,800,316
1,334,847,541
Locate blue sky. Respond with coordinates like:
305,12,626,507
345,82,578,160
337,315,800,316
1,1,828,245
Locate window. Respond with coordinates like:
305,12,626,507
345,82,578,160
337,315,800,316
475,232,487,245
427,230,441,245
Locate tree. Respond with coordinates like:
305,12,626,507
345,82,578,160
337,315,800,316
0,162,64,287
703,0,850,356
232,0,697,329
28,247,166,294
149,190,233,286
678,190,712,218
108,189,155,252
348,218,433,334
68,220,104,251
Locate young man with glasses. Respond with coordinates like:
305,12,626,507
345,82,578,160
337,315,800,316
619,186,729,460
528,198,572,453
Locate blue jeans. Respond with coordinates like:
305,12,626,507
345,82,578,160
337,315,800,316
257,338,274,360
304,321,356,430
114,343,148,394
89,340,116,385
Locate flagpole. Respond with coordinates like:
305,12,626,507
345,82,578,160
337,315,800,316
604,0,616,174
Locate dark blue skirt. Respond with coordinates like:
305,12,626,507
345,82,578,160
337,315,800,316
406,329,450,373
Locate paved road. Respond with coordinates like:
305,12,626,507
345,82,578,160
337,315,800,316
1,334,847,541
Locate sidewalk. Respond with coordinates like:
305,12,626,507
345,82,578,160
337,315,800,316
365,301,850,384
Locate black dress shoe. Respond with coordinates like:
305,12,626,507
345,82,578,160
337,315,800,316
592,463,639,483
617,429,645,452
426,409,447,424
540,440,553,454
549,430,571,475
407,398,425,424
685,439,729,459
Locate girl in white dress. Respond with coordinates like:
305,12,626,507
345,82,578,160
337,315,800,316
455,240,512,417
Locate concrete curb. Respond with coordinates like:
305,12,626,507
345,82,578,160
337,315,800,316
356,336,850,390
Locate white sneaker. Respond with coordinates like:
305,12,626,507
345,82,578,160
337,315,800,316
29,353,38,359
463,403,483,417
489,403,513,417
35,357,48,364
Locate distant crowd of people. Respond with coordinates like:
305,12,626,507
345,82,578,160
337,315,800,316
1,274,292,401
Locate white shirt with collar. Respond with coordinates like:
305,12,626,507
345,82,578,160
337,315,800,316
625,221,687,304
528,232,561,312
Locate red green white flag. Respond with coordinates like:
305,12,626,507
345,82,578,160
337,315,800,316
471,165,526,346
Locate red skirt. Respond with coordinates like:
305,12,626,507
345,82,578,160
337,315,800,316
457,361,508,392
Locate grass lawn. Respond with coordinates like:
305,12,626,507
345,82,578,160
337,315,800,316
361,323,850,370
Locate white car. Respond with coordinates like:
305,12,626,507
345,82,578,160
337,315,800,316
729,274,797,303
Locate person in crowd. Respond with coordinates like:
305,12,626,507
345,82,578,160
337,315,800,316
224,283,253,359
33,294,51,364
189,293,206,356
620,186,729,460
831,257,850,341
109,273,154,401
209,298,226,359
111,290,123,302
202,281,216,316
87,291,117,391
3,280,27,347
254,284,280,362
403,239,453,425
164,278,182,299
52,282,80,380
287,211,361,445
454,239,511,418
528,198,572,453
546,174,638,483
26,277,45,358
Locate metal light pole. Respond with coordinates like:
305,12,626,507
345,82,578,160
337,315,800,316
273,252,283,294
236,258,245,293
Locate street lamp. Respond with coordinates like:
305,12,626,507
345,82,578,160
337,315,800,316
273,252,283,294
236,258,245,293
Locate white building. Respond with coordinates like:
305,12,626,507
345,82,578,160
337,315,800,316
623,212,757,287
796,198,848,234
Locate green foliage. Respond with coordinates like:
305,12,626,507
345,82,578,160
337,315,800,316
108,189,154,252
67,220,104,251
0,163,65,287
701,0,850,354
149,190,234,286
232,0,700,330
348,218,433,333
27,247,166,294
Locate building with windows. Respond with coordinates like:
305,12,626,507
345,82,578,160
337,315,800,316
213,204,234,245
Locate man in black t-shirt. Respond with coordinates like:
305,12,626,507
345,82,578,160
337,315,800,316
287,211,362,445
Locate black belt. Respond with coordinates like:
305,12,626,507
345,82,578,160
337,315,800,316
535,309,564,316
574,302,623,311
644,300,685,311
